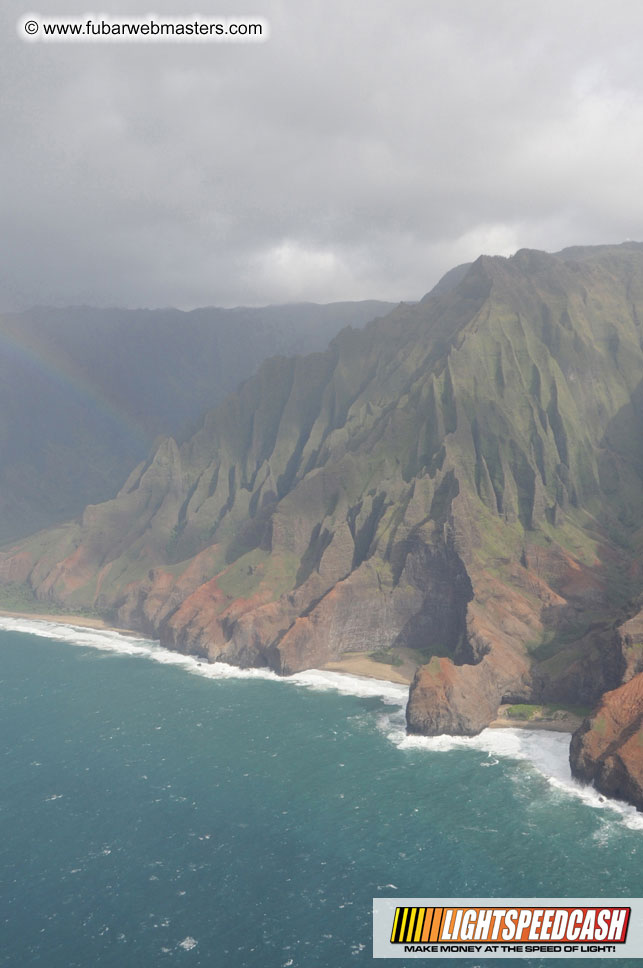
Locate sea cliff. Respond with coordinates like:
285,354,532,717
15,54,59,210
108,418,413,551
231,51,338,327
3,244,643,806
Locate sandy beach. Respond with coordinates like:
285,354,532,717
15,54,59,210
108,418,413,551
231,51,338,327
488,718,576,733
490,704,581,734
0,608,110,629
321,653,413,685
0,609,580,732
0,609,142,636
0,611,412,684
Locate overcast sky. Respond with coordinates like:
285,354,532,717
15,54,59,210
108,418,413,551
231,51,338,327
2,0,643,310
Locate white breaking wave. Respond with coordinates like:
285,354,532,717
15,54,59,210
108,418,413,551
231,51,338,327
0,615,279,679
2,614,642,828
0,616,410,705
289,668,408,705
384,714,643,830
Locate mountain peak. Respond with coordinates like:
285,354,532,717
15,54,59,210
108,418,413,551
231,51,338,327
3,243,643,805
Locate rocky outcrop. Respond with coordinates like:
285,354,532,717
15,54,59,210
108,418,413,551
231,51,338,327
406,605,532,736
570,671,643,810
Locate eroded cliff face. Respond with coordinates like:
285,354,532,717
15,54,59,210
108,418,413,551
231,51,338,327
569,608,643,809
570,671,643,808
0,301,395,544
3,244,643,797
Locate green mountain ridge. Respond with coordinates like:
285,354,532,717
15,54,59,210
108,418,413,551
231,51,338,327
3,243,643,805
0,300,395,543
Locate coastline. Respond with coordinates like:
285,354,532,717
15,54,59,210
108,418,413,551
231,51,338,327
0,608,577,733
0,608,141,637
489,716,578,734
321,653,413,685
9,607,639,822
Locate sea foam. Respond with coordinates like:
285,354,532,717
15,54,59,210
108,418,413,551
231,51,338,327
2,614,642,828
0,616,409,704
388,718,643,830
0,616,278,678
289,668,408,705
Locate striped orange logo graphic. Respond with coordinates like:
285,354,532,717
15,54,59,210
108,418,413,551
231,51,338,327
390,907,630,945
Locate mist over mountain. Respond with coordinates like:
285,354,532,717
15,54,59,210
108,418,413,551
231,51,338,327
0,300,394,542
3,243,643,806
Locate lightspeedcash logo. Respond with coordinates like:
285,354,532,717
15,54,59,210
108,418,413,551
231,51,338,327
390,905,629,945
373,898,641,959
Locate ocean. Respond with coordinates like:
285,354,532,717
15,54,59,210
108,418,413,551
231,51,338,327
1,617,642,968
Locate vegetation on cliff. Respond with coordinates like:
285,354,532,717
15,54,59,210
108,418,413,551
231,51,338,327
0,300,393,543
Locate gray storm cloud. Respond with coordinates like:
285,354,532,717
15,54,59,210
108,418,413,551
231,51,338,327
2,0,643,310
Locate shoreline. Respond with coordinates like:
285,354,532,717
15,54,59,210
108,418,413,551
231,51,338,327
0,608,141,637
0,608,577,733
321,654,413,685
488,717,577,734
4,608,641,826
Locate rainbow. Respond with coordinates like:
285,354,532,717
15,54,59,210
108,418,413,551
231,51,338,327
0,315,149,447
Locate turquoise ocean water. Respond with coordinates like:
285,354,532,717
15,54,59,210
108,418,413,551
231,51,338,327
1,617,642,968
